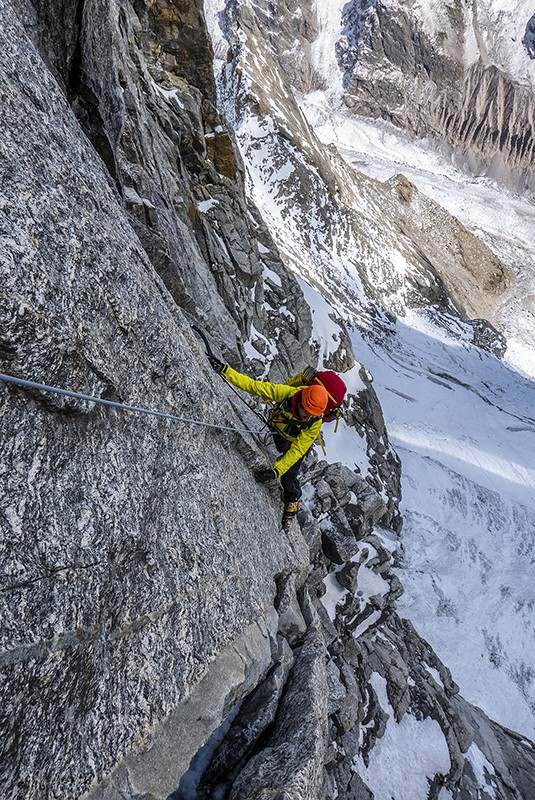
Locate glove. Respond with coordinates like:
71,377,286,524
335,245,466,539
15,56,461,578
208,354,226,374
254,468,277,484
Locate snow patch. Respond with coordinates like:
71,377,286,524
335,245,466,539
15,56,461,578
262,264,282,287
353,673,451,800
151,81,185,108
321,571,350,621
297,277,344,365
197,198,220,213
465,742,498,799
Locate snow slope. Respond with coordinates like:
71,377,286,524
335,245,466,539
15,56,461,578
352,309,535,738
291,92,535,738
301,224,535,738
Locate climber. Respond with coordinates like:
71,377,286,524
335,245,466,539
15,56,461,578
208,356,328,525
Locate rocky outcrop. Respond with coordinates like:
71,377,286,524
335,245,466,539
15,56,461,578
433,62,535,186
525,14,535,58
338,0,535,191
387,173,510,328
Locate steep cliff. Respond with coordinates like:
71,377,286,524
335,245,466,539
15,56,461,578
11,0,316,368
0,0,319,795
0,2,309,796
1,1,535,800
227,0,535,192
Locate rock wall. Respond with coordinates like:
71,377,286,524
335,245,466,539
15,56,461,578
0,0,316,796
11,0,314,367
2,0,535,799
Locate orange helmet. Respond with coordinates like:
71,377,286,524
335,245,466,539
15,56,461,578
300,384,328,417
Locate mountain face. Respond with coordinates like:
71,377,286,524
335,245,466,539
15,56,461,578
252,0,535,189
222,0,535,191
334,0,535,192
1,2,535,800
208,0,519,345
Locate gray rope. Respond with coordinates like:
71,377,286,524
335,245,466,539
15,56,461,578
0,372,268,436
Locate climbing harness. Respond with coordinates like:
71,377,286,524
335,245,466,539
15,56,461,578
0,372,267,436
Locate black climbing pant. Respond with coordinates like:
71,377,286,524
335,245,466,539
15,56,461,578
273,434,304,502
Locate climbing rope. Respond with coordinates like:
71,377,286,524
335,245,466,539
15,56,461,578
0,372,269,436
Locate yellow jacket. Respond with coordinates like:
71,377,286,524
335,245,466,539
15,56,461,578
222,365,323,476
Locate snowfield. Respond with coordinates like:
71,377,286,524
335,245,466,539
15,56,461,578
298,91,535,380
352,309,535,738
352,673,451,800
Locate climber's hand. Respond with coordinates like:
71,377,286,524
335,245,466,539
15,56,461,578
208,354,226,374
254,468,276,484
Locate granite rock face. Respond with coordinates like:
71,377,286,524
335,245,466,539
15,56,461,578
12,0,314,369
1,1,535,799
0,1,312,796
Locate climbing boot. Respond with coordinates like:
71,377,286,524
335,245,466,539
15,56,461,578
282,500,299,526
